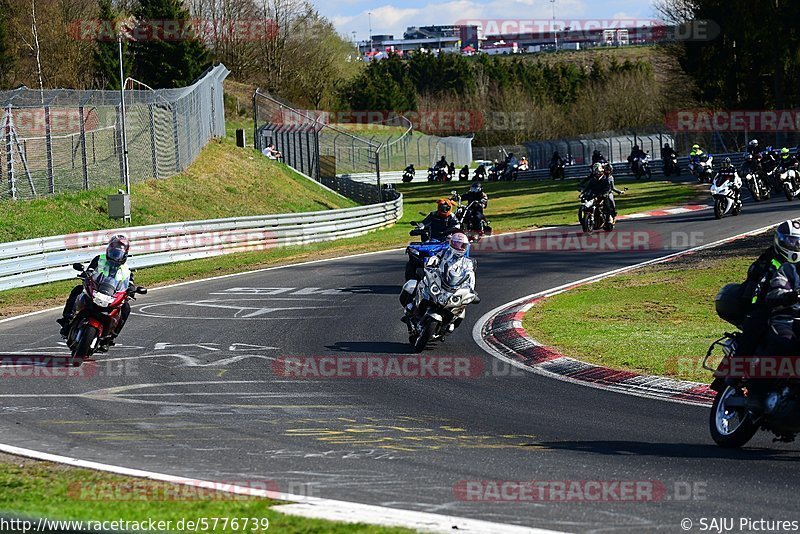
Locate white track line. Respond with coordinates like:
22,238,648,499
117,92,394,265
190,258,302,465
0,443,563,533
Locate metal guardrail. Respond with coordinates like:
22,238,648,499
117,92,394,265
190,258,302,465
0,196,403,291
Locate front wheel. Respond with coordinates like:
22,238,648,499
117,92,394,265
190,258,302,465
785,184,794,201
709,386,758,448
412,318,439,353
713,199,724,219
72,324,98,365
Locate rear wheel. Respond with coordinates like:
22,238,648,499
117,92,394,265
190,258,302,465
72,325,98,365
709,386,758,448
413,318,438,353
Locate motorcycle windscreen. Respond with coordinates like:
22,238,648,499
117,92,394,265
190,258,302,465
439,258,472,290
91,270,130,296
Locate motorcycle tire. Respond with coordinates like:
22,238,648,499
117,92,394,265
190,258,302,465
72,324,98,365
413,318,438,353
709,386,758,448
785,185,794,201
584,214,594,234
604,221,615,232
732,202,742,216
713,199,724,219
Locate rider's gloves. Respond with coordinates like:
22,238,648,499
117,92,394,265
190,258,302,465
783,291,800,305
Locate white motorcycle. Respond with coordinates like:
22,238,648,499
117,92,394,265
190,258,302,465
400,254,480,352
691,154,714,183
778,167,800,201
710,174,742,219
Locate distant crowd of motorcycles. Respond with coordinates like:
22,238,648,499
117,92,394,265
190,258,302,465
402,153,531,183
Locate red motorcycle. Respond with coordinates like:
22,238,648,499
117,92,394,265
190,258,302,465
66,262,146,365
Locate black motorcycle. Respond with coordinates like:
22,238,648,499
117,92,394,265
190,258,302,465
452,192,492,242
578,191,616,233
706,284,800,448
741,158,770,201
402,168,415,183
550,161,565,180
630,153,652,180
663,153,680,177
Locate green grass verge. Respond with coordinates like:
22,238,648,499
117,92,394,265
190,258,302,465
0,137,355,243
521,237,768,383
0,454,410,533
0,177,698,319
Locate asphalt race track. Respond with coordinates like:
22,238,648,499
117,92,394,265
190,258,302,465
2,191,800,533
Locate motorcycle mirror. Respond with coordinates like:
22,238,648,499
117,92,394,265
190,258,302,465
72,263,84,272
135,287,148,295
409,221,418,226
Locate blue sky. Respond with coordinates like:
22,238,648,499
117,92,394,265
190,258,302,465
314,0,659,43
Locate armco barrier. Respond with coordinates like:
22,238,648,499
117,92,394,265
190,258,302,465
0,196,403,291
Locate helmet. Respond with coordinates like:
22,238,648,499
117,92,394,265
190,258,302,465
749,139,759,147
592,162,603,175
470,182,481,193
663,143,671,149
692,144,700,150
633,144,640,150
775,220,800,263
436,199,453,217
603,163,613,175
106,234,130,264
781,147,791,159
448,232,470,257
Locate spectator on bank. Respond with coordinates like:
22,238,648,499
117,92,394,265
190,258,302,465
262,143,282,161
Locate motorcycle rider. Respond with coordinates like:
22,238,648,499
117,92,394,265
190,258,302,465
417,199,460,241
402,232,478,332
473,163,487,181
458,165,470,181
550,151,565,179
760,220,800,358
627,144,647,164
747,139,761,158
689,143,705,174
591,149,607,165
404,163,416,178
579,162,605,188
777,147,798,172
461,182,489,230
712,157,742,203
661,143,677,161
580,163,623,223
57,235,134,341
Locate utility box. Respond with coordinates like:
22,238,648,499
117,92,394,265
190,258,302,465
108,194,131,220
236,129,246,148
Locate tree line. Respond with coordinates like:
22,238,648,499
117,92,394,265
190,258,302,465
0,0,357,108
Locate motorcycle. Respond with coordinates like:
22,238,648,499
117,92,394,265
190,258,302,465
405,222,450,281
451,192,492,242
550,161,565,180
487,164,501,182
705,283,800,448
691,154,714,183
65,263,146,366
631,153,652,180
741,160,769,201
778,167,800,201
710,176,742,219
399,257,480,352
402,169,415,183
663,153,680,177
578,191,618,233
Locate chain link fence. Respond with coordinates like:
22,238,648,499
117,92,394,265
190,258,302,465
253,90,474,204
523,129,675,169
1,64,229,200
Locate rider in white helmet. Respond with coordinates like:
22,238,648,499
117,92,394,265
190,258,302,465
761,220,800,356
426,232,476,292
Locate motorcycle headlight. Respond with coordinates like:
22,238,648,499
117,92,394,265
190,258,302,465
93,293,114,308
